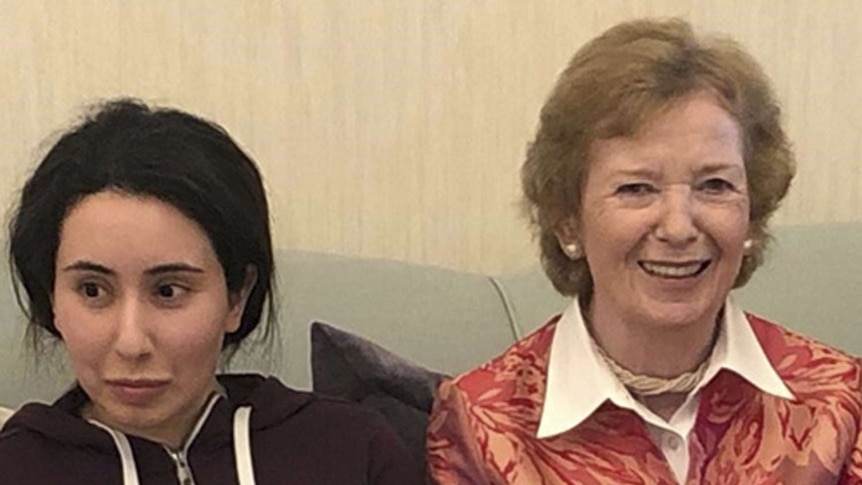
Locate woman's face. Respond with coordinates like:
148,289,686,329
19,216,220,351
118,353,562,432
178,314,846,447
570,91,749,331
53,191,247,446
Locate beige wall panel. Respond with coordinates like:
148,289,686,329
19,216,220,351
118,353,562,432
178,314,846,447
1,1,860,274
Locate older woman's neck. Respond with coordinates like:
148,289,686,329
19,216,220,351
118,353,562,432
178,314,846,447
587,304,720,379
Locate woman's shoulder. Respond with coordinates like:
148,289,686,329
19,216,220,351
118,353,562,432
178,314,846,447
746,313,860,365
433,315,561,429
0,398,118,484
220,373,396,433
219,373,422,484
447,315,560,392
0,389,112,448
746,314,862,396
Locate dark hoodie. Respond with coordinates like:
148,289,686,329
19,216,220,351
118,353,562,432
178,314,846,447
0,374,423,484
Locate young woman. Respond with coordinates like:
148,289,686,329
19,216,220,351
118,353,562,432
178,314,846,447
0,99,421,484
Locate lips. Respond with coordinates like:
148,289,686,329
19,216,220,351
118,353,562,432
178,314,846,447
639,260,710,278
105,378,169,405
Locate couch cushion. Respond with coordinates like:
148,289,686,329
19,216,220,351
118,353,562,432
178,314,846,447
310,321,446,471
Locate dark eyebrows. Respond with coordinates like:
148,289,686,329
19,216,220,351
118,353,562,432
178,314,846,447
62,261,114,275
144,263,205,276
60,261,205,276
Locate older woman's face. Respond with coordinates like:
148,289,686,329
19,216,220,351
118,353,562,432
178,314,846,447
574,91,749,330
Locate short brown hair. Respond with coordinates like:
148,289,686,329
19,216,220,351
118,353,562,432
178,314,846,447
521,18,795,296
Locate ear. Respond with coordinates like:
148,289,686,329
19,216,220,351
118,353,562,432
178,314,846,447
225,264,258,334
554,216,585,260
554,216,579,248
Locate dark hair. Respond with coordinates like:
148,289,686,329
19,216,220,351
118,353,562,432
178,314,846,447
521,18,795,296
8,98,276,352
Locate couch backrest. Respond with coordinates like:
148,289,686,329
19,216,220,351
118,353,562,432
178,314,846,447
501,223,862,355
229,251,520,388
2,222,860,408
733,223,862,352
0,249,520,407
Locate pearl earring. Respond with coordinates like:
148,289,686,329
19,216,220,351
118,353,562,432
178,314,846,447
743,239,753,251
563,243,582,260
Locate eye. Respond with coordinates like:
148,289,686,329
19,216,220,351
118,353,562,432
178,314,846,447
157,285,176,298
615,183,657,196
698,178,736,194
82,282,101,298
76,280,112,308
152,282,190,307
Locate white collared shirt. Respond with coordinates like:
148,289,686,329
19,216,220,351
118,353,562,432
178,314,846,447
536,297,794,482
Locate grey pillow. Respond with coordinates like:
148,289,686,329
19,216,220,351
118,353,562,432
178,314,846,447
310,321,447,469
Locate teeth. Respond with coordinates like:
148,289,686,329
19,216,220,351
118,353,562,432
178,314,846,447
641,261,705,278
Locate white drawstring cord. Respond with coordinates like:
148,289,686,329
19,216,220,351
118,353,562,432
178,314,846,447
90,421,141,485
233,406,257,485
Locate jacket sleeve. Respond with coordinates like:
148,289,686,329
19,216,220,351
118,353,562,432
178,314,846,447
840,437,862,484
426,379,492,485
840,359,862,484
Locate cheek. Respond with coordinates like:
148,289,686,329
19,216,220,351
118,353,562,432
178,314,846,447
711,217,750,261
164,307,231,355
721,206,750,241
51,296,110,369
52,293,86,346
586,214,651,260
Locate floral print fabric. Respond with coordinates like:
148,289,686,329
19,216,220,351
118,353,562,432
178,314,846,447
427,314,862,484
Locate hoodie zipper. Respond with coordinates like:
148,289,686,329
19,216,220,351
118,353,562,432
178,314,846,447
167,449,194,485
163,394,221,485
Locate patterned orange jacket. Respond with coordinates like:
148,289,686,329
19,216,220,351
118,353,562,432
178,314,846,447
427,314,862,484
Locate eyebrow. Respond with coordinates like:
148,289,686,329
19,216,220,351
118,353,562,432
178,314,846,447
62,261,115,275
145,263,205,276
612,162,744,179
694,162,745,177
613,168,658,179
61,261,205,275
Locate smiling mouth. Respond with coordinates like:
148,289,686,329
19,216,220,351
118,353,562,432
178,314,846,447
639,260,711,278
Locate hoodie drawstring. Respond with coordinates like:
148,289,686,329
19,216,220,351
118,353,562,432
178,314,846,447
232,406,256,485
90,400,256,485
90,420,141,485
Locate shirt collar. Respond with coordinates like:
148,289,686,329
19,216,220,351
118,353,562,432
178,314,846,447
536,297,794,439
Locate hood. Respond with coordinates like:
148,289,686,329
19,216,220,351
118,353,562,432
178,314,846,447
2,374,311,446
1,385,116,453
1,374,314,485
218,373,314,427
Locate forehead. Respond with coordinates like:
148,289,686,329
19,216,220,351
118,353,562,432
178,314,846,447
57,191,218,267
588,92,743,174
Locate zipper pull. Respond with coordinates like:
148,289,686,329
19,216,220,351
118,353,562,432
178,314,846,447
169,449,194,485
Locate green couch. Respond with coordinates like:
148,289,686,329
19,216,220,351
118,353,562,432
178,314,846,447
1,222,860,415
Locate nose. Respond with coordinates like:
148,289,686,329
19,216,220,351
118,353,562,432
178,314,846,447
113,295,154,360
654,186,699,247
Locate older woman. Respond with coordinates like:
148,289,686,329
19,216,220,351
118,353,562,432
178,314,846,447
0,99,421,484
427,18,862,484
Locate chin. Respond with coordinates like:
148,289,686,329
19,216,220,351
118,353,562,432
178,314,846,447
98,400,169,431
643,300,721,329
